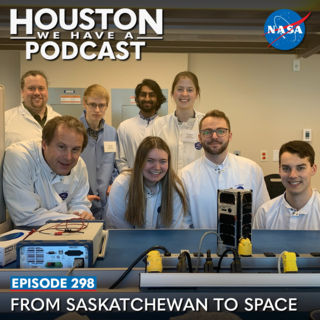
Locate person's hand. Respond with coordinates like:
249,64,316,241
106,185,112,196
87,195,100,202
74,211,95,220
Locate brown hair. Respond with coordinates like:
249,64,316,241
83,84,110,104
199,109,231,132
125,136,187,227
42,116,88,152
279,140,315,166
171,71,201,97
21,70,48,89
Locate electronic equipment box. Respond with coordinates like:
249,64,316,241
17,220,108,269
217,189,252,248
0,230,30,266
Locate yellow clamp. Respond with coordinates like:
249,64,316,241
238,237,252,256
146,250,163,273
282,252,298,273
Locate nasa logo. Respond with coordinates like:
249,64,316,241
59,192,68,200
264,9,311,50
195,142,202,150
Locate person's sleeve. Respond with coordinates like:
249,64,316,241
67,160,92,215
115,126,130,173
109,132,119,185
171,177,193,229
181,209,193,229
169,191,186,229
3,148,78,227
252,205,266,229
151,119,160,137
253,166,270,215
105,175,134,229
109,163,119,185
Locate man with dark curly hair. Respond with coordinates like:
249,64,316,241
116,79,166,172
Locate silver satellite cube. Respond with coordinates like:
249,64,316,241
217,189,253,249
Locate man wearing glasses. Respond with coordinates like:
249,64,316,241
116,79,167,172
180,109,269,228
79,84,118,220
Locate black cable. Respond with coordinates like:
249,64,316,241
183,251,193,273
176,253,187,273
204,249,214,273
195,231,224,273
216,248,239,273
109,245,171,289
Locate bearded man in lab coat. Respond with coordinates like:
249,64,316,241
116,79,166,172
181,109,270,229
5,70,60,148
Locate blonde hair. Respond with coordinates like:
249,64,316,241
83,84,110,104
125,136,187,227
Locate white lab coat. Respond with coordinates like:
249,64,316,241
181,153,270,229
253,191,320,230
3,140,91,227
106,172,191,229
5,103,61,148
116,114,158,172
152,110,204,174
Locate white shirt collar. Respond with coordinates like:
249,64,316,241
282,191,316,215
144,182,161,197
203,153,230,173
173,110,197,125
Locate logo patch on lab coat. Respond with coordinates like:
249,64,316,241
195,142,202,150
59,192,68,200
235,185,244,189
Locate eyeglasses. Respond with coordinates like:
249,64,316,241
201,128,229,138
140,92,156,98
85,102,107,110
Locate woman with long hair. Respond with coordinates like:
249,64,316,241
152,71,204,174
106,136,190,229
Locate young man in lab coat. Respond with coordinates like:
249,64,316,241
79,84,118,220
254,141,319,230
181,109,270,229
5,70,60,148
116,79,166,172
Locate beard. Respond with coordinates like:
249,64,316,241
31,100,45,109
28,95,46,110
137,100,158,114
201,138,229,156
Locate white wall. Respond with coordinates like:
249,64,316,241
0,51,21,110
189,53,320,189
0,51,20,224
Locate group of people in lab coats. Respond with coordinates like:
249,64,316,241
3,70,319,231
